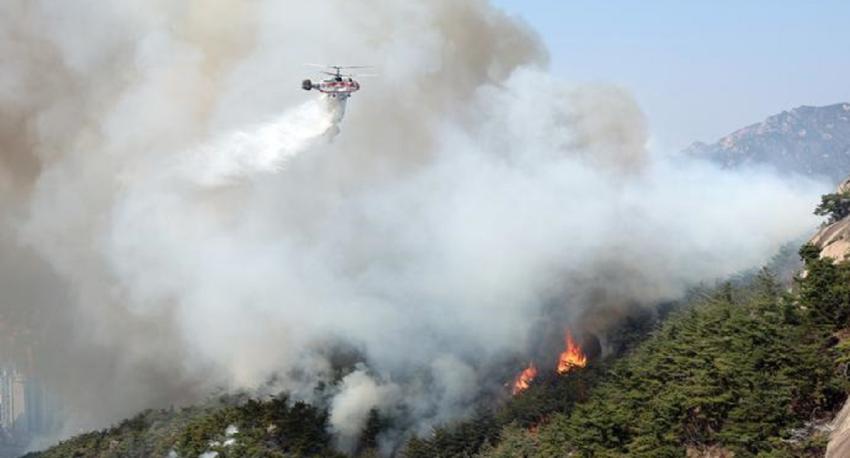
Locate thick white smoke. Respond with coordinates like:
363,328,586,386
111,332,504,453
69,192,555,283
0,0,828,452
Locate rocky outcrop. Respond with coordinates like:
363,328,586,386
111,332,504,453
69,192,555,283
814,176,850,456
827,398,850,457
810,177,850,261
810,219,850,261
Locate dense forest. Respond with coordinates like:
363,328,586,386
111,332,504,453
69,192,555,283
404,252,850,458
25,395,345,458
28,237,850,457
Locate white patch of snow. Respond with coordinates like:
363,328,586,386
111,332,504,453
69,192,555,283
225,424,239,437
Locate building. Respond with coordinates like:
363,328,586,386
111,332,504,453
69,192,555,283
0,365,51,439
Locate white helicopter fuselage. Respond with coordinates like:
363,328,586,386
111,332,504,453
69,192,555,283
303,77,360,100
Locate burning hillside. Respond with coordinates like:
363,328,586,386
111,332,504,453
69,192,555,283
0,0,830,455
557,331,588,375
511,362,538,395
510,329,589,395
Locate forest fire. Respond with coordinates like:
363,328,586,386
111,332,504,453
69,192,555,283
511,362,538,395
510,331,589,396
557,331,587,374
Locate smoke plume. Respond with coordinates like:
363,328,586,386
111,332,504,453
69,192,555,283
0,0,827,452
182,97,345,187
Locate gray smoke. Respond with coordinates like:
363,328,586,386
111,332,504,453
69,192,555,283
0,0,827,452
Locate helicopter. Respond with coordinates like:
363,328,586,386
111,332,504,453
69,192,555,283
301,65,372,100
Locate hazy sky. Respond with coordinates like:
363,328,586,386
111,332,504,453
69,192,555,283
492,0,850,150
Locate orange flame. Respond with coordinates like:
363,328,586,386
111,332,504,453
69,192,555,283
511,362,538,395
557,331,587,374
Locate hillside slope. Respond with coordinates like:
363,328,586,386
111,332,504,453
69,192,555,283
27,108,850,457
686,103,850,183
408,262,850,457
23,396,345,458
27,225,850,458
807,175,850,457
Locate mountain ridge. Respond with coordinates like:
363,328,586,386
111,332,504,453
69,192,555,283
686,103,850,183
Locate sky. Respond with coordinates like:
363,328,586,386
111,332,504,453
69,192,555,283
492,0,850,151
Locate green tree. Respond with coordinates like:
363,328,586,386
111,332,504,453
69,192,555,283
814,192,850,223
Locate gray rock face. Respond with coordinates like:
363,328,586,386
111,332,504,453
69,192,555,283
827,400,850,458
810,217,850,261
685,103,850,183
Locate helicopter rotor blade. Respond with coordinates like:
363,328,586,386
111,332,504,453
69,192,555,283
304,64,374,71
305,64,376,78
